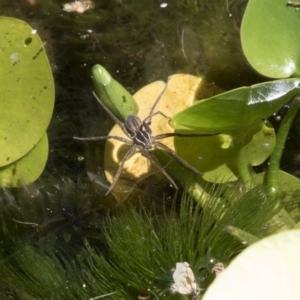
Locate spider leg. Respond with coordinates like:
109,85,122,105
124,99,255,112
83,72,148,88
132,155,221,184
92,91,132,139
139,147,178,190
154,132,217,140
74,135,133,145
105,145,138,195
155,141,203,175
146,78,170,124
143,110,170,126
142,111,171,135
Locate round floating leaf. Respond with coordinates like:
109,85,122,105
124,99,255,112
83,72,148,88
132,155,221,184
203,230,300,300
0,17,54,167
241,0,300,78
0,134,48,187
253,170,300,223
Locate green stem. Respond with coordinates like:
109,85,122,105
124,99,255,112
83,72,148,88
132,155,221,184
235,147,256,188
265,94,300,193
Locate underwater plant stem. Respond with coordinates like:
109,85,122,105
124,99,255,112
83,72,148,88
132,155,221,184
186,180,214,206
235,150,255,189
265,94,300,193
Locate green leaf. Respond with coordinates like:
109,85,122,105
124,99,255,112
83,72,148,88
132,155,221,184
92,64,138,121
253,170,300,224
0,17,54,167
174,121,275,183
0,134,48,187
241,0,300,78
172,79,300,132
171,80,300,184
203,229,300,300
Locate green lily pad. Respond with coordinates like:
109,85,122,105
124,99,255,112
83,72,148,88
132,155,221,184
253,170,300,223
0,134,48,187
0,17,54,167
241,0,300,78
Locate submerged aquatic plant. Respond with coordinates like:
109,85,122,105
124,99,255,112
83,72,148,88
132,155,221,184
0,184,282,299
82,185,282,299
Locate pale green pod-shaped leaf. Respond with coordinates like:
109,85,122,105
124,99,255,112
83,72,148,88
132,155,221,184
0,17,54,167
92,64,138,121
203,230,300,300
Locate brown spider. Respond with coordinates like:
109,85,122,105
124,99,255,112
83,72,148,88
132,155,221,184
74,82,210,195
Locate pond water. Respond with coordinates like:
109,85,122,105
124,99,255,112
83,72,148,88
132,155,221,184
0,0,299,299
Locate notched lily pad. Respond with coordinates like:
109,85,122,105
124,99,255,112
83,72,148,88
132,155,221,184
241,0,300,78
0,17,54,167
0,134,48,187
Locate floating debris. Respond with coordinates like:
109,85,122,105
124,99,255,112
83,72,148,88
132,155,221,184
171,262,200,298
63,0,95,14
211,262,225,276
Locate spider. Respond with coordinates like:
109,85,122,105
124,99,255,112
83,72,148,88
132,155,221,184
74,82,210,195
